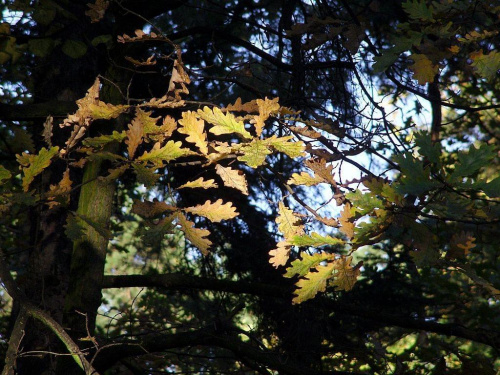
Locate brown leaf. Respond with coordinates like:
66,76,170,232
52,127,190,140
126,114,145,158
85,0,109,23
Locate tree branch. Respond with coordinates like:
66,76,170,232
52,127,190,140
102,273,500,350
93,326,360,375
0,101,77,121
0,249,99,375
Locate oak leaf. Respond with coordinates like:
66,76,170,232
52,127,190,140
292,262,335,304
276,201,304,240
285,252,335,278
198,106,252,139
46,168,72,209
184,199,238,222
288,171,324,186
269,241,291,268
265,135,305,158
178,111,208,154
178,178,218,190
447,232,475,259
131,200,177,218
126,114,145,159
331,256,361,291
339,203,355,239
253,97,280,136
305,158,336,186
409,53,439,85
138,140,192,165
289,233,344,247
225,97,259,113
215,164,249,195
85,0,109,23
176,212,212,255
237,139,271,168
17,146,59,192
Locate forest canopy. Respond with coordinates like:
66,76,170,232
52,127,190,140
0,0,499,374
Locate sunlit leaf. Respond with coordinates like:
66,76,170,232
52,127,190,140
215,164,248,195
285,252,335,278
269,241,291,268
178,177,218,190
276,201,304,240
292,262,335,304
331,256,361,291
184,199,238,222
237,139,271,167
17,146,59,192
176,212,212,255
198,106,252,139
138,140,192,165
289,233,344,247
178,111,208,154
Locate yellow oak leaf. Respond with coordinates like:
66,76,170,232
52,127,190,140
178,111,208,154
289,233,344,247
305,158,336,186
331,256,361,291
126,113,145,159
215,164,249,195
253,97,280,136
178,177,218,190
265,135,305,158
284,252,335,278
269,241,291,268
17,146,59,192
276,201,304,241
292,262,334,304
288,171,324,186
339,203,355,239
237,139,272,168
167,59,190,100
198,106,252,139
225,97,259,113
409,53,439,85
138,140,192,165
46,168,72,209
184,199,238,222
176,212,212,255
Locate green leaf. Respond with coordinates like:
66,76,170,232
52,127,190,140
61,39,88,59
292,262,334,304
32,3,56,25
82,131,126,148
265,135,305,158
393,152,440,195
289,233,344,247
470,50,500,80
346,190,384,216
237,139,271,168
0,165,11,184
285,252,335,278
414,132,441,165
28,38,55,57
17,146,59,192
402,0,434,22
198,106,252,139
138,140,192,165
451,144,496,179
91,34,113,47
132,164,160,186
